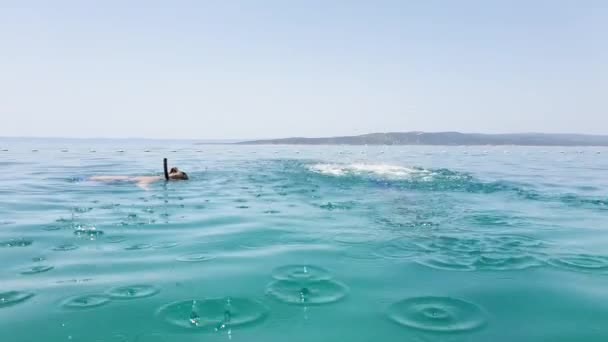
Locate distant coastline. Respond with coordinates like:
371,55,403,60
237,132,608,146
3,133,608,146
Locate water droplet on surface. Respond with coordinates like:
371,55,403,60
62,294,111,309
56,278,93,284
0,238,33,248
74,226,104,239
272,265,332,281
263,210,280,214
157,297,267,330
107,285,159,300
266,279,348,305
176,253,215,262
53,243,79,251
387,296,487,333
125,244,151,251
153,242,179,249
73,207,93,213
0,291,35,308
105,235,127,243
21,265,54,275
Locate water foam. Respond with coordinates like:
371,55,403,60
309,163,427,179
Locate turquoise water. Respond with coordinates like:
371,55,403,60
1,139,608,341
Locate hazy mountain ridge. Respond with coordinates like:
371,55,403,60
238,132,608,146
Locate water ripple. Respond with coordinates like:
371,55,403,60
387,296,487,332
157,297,268,330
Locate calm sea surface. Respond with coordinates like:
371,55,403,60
1,139,608,341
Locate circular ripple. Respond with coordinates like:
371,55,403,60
333,232,377,245
53,243,79,251
416,255,476,271
343,247,383,260
74,227,104,238
62,294,111,309
107,285,159,300
1,238,33,248
475,254,542,271
423,236,483,255
272,265,331,281
490,234,544,249
157,297,268,330
264,210,280,214
153,242,179,249
374,238,427,260
125,244,151,251
0,291,35,308
387,297,486,332
266,279,348,305
176,253,215,262
105,235,127,243
21,265,54,275
548,254,608,273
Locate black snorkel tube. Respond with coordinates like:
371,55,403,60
163,158,169,181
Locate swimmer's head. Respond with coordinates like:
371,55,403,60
168,167,189,180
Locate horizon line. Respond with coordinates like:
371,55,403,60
2,131,608,141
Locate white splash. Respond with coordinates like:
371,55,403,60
308,163,430,179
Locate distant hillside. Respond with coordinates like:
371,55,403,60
237,132,608,146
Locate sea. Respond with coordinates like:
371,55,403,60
1,138,607,342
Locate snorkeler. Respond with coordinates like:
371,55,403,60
90,158,188,190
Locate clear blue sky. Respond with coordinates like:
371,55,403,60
1,0,606,139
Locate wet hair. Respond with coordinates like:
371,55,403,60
168,167,188,180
